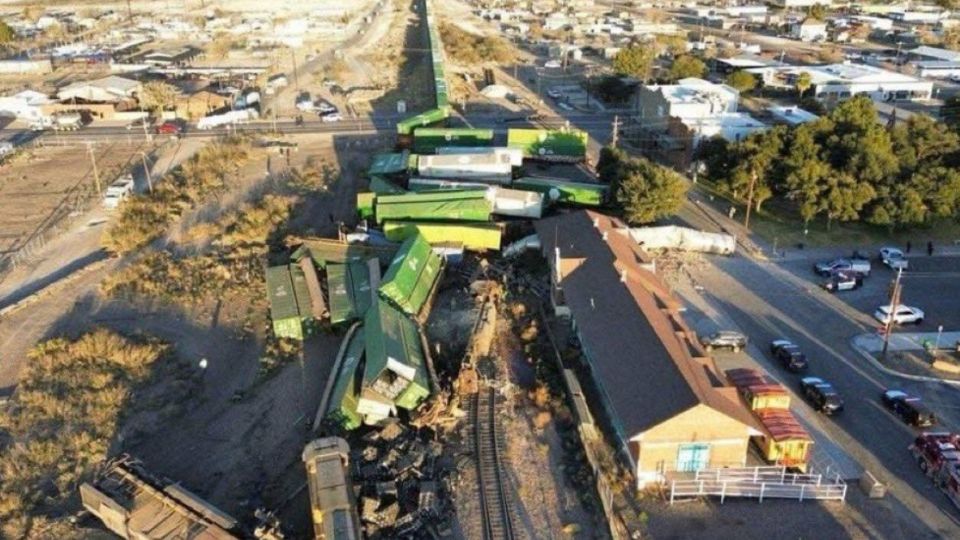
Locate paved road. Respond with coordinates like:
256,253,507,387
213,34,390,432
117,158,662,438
680,249,960,537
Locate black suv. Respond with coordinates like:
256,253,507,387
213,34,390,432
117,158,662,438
800,377,844,415
882,389,936,427
699,331,748,352
770,339,809,372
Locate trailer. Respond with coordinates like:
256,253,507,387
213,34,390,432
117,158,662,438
375,189,494,223
325,328,365,430
196,108,258,130
512,176,608,207
326,262,373,324
266,265,304,340
436,146,523,166
507,128,589,163
412,127,494,154
407,177,489,192
490,186,544,219
396,107,449,136
416,152,513,182
383,221,502,251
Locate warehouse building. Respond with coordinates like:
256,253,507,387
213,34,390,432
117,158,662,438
535,211,761,488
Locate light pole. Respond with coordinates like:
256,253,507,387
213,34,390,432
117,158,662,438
936,325,944,353
881,266,904,359
140,151,153,192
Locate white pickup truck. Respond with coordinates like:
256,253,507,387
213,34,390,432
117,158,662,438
103,174,135,208
814,257,871,277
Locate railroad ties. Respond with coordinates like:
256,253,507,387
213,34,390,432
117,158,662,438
472,386,516,540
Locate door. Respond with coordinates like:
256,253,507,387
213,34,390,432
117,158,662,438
676,443,711,472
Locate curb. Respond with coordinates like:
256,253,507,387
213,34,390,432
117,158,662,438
849,335,960,387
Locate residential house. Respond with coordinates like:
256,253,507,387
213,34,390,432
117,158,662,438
908,45,960,63
746,63,933,103
791,18,827,42
0,90,54,121
535,211,762,488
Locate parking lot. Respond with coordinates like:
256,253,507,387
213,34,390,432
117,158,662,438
669,248,960,537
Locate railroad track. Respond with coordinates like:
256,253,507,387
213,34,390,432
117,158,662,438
473,386,516,540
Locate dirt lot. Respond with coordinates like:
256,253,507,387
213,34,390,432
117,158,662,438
0,140,149,259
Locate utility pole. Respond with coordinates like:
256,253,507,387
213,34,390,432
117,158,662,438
743,170,757,229
611,115,620,148
881,267,904,359
290,48,300,94
140,151,153,192
87,142,102,196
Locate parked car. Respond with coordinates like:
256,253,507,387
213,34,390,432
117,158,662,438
103,175,135,209
874,305,924,325
822,270,863,292
882,389,936,427
316,101,337,114
770,339,809,372
699,331,748,352
557,102,574,111
544,60,562,68
800,377,844,415
546,88,562,99
879,247,909,270
814,257,871,277
320,112,343,123
155,120,183,135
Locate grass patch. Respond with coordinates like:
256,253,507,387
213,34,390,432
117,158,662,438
694,182,960,248
0,330,173,538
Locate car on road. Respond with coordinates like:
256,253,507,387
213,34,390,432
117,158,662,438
879,247,909,270
316,101,337,114
544,60,562,68
546,88,562,99
699,331,748,352
320,112,343,123
815,257,871,277
874,305,924,325
800,377,844,415
155,120,184,135
557,102,574,111
770,339,809,372
882,389,936,427
822,270,863,292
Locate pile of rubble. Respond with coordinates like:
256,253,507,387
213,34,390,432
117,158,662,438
352,421,455,538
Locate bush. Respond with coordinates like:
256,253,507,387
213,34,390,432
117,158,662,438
439,22,515,64
0,330,170,537
102,139,252,255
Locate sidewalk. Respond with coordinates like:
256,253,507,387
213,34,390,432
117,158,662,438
851,332,960,386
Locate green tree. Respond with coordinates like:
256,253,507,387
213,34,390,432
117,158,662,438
138,81,178,118
616,158,689,224
695,136,734,182
593,75,635,104
808,4,828,20
781,124,832,224
821,172,876,228
725,127,786,212
0,20,15,46
890,114,959,173
795,71,813,99
613,45,656,81
597,146,628,189
725,70,757,93
656,34,688,57
943,95,960,127
668,55,707,82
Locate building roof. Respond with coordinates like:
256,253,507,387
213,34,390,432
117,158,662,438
767,105,819,125
650,77,739,109
58,75,140,102
910,45,960,62
715,55,773,68
535,210,759,439
746,63,926,85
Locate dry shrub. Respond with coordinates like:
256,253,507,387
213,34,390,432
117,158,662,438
0,330,169,537
103,138,252,254
440,22,516,65
533,410,552,430
520,320,539,342
530,383,551,408
509,301,527,318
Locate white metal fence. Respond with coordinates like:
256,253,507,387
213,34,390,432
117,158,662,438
670,466,848,504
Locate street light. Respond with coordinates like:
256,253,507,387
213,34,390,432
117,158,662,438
936,325,944,352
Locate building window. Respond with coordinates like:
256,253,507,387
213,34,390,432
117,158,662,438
676,443,711,472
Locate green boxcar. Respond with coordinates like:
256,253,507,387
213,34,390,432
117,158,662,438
363,299,430,410
396,107,450,135
266,265,303,340
379,233,443,316
383,220,502,251
357,192,376,220
512,177,608,207
413,128,494,154
369,175,406,195
327,263,373,324
375,190,493,223
295,238,397,268
407,178,489,191
325,326,365,430
507,128,589,162
289,263,315,335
